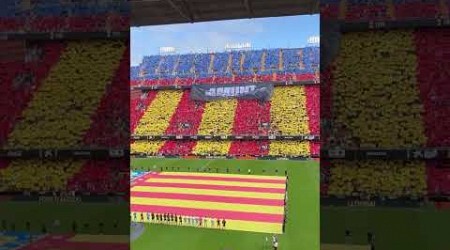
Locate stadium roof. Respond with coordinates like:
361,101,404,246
131,0,319,27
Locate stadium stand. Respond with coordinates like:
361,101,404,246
321,0,446,21
327,160,427,199
131,47,320,158
0,0,129,32
0,40,129,193
322,26,450,200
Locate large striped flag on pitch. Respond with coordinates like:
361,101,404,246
131,172,287,234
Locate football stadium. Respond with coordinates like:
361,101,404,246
129,15,321,249
321,1,450,250
0,1,130,250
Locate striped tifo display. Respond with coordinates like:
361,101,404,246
131,172,287,234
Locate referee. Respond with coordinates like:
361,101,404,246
273,239,278,250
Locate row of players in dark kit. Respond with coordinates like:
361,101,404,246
132,212,227,228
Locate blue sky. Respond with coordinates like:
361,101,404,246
131,14,319,66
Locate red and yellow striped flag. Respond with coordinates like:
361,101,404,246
131,172,287,233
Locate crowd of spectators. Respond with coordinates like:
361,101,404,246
131,47,319,87
321,0,444,21
130,87,318,157
0,0,129,32
322,28,450,200
326,160,426,199
0,40,129,193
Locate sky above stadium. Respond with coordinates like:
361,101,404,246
131,14,319,66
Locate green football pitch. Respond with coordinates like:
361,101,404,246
130,158,320,250
2,158,448,249
321,205,450,250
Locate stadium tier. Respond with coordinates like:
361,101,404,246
130,47,319,85
321,0,445,21
322,28,450,200
0,0,128,32
0,40,129,193
130,47,320,158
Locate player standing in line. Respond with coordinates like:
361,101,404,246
222,219,226,229
217,218,221,228
210,217,215,228
175,215,178,224
179,215,183,225
199,217,202,227
133,212,137,221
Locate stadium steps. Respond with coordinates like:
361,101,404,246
139,67,146,78
155,56,163,75
261,50,266,72
172,55,180,75
193,99,238,155
298,49,305,70
208,53,215,74
6,40,125,149
278,50,283,71
240,52,245,73
226,53,232,74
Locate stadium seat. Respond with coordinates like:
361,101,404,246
332,30,426,148
327,160,426,199
0,40,127,193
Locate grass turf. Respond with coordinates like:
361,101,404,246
321,205,450,250
130,158,320,250
0,201,129,234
